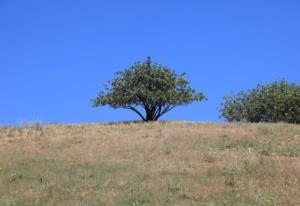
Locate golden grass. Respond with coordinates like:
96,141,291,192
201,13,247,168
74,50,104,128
0,121,299,205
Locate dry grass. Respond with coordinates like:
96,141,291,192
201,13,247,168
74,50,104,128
0,121,299,206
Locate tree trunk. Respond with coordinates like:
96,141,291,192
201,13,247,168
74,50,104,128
146,110,155,121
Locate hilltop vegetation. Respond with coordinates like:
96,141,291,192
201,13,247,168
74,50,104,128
220,80,300,123
0,122,299,205
93,57,299,124
93,57,205,121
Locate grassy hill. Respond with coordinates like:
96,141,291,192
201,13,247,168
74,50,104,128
0,122,299,206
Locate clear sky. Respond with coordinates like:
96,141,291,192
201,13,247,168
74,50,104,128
0,0,299,125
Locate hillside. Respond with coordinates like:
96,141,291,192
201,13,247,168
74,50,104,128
0,122,299,206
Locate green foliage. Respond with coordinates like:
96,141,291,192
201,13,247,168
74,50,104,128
220,80,300,123
93,57,206,121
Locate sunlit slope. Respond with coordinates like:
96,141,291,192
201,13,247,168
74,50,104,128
0,122,299,206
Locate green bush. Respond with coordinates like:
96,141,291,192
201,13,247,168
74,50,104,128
220,80,300,123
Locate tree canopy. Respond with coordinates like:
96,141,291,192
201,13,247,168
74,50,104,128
93,57,206,121
220,80,300,123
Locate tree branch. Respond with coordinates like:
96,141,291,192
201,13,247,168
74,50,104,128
124,106,146,121
154,105,176,120
153,105,162,120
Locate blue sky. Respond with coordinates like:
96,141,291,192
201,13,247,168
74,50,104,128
0,0,299,125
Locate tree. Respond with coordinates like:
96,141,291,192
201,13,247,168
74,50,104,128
219,80,300,123
93,57,206,121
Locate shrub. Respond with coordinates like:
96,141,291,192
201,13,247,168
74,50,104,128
220,80,300,123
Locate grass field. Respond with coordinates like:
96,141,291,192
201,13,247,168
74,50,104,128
0,122,299,206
